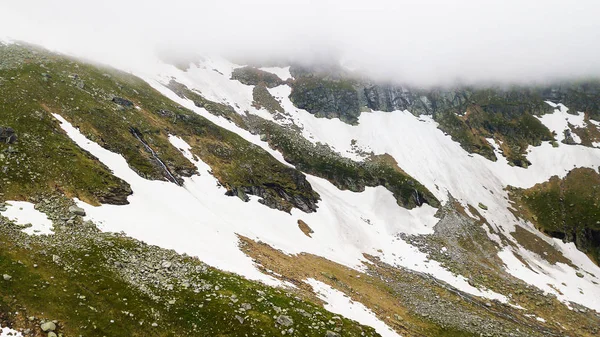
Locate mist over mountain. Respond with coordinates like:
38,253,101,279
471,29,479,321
2,0,600,86
2,2,600,337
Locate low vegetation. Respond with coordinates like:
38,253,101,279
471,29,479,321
0,195,379,337
509,167,600,264
0,43,319,213
167,79,439,209
289,76,360,124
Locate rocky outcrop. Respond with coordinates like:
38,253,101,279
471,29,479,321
0,127,17,144
289,76,360,124
511,167,600,265
111,96,134,108
225,171,319,214
246,115,439,209
231,66,284,88
252,84,284,113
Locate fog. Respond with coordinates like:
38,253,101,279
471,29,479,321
1,0,599,86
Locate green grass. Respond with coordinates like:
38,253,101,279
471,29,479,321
514,167,600,264
231,66,284,88
252,84,284,113
0,211,380,337
251,118,439,209
0,43,319,213
0,46,132,204
434,89,554,167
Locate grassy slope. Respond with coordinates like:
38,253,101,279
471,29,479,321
435,89,554,167
510,167,600,264
0,43,319,213
0,46,132,205
167,79,438,209
0,199,379,337
254,120,440,209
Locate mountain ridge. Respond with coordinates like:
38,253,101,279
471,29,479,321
1,40,600,337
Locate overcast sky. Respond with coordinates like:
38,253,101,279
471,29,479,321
1,0,599,86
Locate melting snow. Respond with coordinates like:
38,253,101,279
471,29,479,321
259,66,292,81
0,201,53,235
52,113,509,305
0,326,22,337
538,102,585,144
306,278,401,337
45,54,600,312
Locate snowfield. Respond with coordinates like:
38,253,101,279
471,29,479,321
539,102,585,144
14,51,592,335
306,278,401,337
48,53,600,315
0,326,22,337
137,58,600,312
259,66,292,81
0,201,53,236
52,112,509,304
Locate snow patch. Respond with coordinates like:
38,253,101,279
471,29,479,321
250,85,600,309
498,246,600,312
259,66,292,81
51,113,508,304
0,326,22,337
0,201,53,235
306,278,401,337
0,35,13,45
538,102,585,144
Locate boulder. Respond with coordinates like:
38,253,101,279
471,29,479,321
68,205,86,216
0,127,17,144
112,96,134,108
276,315,293,327
40,321,56,332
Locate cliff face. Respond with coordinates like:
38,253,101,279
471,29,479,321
288,66,600,167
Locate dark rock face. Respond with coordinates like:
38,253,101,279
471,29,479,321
97,182,133,205
289,76,360,124
225,170,319,213
288,64,600,122
538,82,600,120
231,66,284,88
0,127,17,144
112,96,134,108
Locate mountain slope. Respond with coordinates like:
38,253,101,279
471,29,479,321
1,41,600,337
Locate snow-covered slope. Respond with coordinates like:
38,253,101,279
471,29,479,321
130,58,600,310
3,42,600,335
53,113,509,303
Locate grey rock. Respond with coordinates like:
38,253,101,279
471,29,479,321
0,126,17,144
276,315,293,327
68,205,86,216
112,96,134,108
325,331,341,337
2,274,11,280
40,321,56,331
48,332,57,337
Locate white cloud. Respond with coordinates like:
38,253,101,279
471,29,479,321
1,0,599,85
